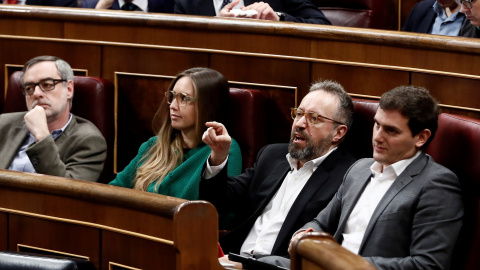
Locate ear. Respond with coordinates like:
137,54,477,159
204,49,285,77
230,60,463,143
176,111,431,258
66,80,74,99
332,125,348,143
415,129,431,148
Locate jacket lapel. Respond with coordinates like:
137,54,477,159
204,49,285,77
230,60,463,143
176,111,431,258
358,153,427,252
0,123,28,169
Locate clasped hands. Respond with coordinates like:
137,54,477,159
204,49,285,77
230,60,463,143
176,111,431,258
219,0,281,21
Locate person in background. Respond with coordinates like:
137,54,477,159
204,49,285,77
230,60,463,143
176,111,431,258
109,67,242,200
0,55,107,181
458,0,480,37
402,0,465,36
81,0,174,13
174,0,331,25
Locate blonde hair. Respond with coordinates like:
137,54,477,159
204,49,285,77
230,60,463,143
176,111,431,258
132,67,229,191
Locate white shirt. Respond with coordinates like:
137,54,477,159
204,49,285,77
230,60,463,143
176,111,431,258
213,0,244,15
118,0,148,11
341,151,421,254
240,147,337,256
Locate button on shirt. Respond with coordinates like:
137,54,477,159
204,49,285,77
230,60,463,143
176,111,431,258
8,114,72,173
240,147,337,257
342,151,421,254
213,0,244,15
431,1,465,36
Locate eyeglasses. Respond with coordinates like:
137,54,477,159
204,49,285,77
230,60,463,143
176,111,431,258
165,91,196,106
21,79,66,96
291,108,345,126
456,0,476,8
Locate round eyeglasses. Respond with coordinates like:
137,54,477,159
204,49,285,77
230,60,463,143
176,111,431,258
291,108,345,126
165,91,196,106
456,0,476,8
21,79,66,96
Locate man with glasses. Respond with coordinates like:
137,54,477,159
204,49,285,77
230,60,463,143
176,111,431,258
458,0,480,37
200,80,356,264
0,55,107,182
402,0,465,36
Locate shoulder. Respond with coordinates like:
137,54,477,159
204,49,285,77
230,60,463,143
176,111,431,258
0,112,27,128
69,115,103,137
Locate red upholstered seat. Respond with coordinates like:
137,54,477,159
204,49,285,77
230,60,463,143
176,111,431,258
227,88,267,170
312,0,395,29
4,71,114,183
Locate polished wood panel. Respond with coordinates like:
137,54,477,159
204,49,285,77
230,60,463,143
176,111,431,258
0,213,6,251
0,169,223,270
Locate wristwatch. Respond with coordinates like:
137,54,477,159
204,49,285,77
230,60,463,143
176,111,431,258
276,11,286,21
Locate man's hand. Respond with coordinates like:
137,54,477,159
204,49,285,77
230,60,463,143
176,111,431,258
242,2,279,21
219,255,243,269
24,105,50,142
218,0,241,17
95,0,114,9
202,121,231,166
288,230,307,255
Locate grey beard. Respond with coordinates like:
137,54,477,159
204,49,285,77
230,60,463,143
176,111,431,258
288,132,333,163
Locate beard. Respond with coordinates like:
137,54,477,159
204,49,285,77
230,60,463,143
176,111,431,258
288,128,333,163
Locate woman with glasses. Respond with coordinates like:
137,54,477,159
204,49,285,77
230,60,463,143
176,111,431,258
109,67,242,200
459,0,480,37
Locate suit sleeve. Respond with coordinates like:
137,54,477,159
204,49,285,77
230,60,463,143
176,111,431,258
401,2,420,32
26,130,106,182
282,0,331,25
173,0,186,14
364,170,463,270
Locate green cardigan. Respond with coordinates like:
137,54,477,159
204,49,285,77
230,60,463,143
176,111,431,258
109,136,242,200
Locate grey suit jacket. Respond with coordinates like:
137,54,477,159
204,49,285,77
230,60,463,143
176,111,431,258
303,153,463,270
0,112,107,182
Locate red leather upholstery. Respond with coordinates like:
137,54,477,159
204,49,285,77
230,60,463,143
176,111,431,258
227,88,267,170
312,0,395,29
4,71,114,183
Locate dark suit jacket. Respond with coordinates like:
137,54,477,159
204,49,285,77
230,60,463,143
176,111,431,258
304,153,463,269
174,0,331,25
0,112,107,182
459,19,480,38
3,0,77,6
200,143,356,256
82,0,174,13
402,0,436,33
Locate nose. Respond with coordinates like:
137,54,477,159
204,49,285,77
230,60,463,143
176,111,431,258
373,128,384,143
294,114,308,128
169,96,179,109
32,85,44,97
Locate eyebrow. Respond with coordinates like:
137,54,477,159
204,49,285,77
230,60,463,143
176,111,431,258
374,117,401,132
23,77,58,84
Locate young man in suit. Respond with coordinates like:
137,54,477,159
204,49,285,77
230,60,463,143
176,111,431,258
174,0,331,25
402,0,465,36
201,80,356,264
0,56,107,182
262,86,463,270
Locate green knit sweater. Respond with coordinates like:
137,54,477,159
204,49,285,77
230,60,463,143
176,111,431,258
109,136,242,200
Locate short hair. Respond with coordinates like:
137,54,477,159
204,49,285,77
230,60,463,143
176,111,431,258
379,85,439,149
309,80,354,129
21,55,74,108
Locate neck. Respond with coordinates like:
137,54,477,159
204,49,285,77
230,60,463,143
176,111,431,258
444,4,459,17
47,112,70,132
181,130,199,149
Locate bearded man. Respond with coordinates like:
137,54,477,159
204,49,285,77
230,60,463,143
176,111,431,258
200,80,357,263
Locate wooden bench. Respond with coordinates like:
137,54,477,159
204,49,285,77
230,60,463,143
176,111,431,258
0,169,224,270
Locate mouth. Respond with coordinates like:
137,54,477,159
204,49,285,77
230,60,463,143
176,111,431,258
170,113,181,120
373,144,386,152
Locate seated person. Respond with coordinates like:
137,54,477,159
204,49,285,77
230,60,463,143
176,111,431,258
402,0,465,36
81,0,174,13
1,0,77,6
109,67,242,200
458,0,480,37
261,86,463,270
0,55,107,182
174,0,331,25
200,80,356,262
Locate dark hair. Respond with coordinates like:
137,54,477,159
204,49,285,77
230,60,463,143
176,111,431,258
309,80,354,129
20,55,74,107
152,67,229,142
379,85,439,149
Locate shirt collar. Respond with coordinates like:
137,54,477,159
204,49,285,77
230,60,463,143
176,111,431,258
370,151,421,178
286,146,338,172
433,1,462,20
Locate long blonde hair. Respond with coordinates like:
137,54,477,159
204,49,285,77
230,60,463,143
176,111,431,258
132,67,229,191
